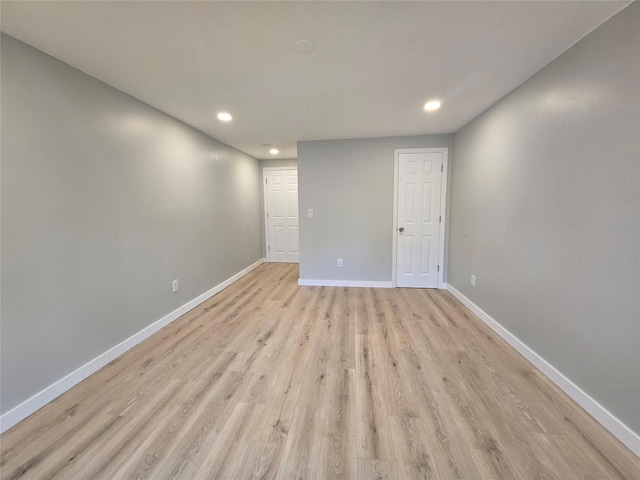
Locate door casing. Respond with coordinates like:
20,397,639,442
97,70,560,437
392,148,448,288
263,167,299,263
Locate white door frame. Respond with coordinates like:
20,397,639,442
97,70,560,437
263,167,298,262
392,148,448,288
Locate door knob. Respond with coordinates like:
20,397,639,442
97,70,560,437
398,227,404,233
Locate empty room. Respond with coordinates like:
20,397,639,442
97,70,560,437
1,1,639,479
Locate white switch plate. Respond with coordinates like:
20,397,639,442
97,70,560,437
307,209,314,217
470,275,476,287
172,279,179,292
337,259,343,267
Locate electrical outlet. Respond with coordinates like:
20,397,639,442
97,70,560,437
172,279,179,293
308,208,314,217
337,259,343,267
470,275,476,287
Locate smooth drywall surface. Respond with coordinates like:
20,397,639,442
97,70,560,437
259,158,298,170
259,158,298,259
449,4,639,433
1,35,262,414
298,135,452,282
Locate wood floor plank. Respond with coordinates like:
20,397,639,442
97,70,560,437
193,402,270,479
530,432,615,480
355,333,396,461
398,351,483,480
318,368,357,479
230,441,282,480
1,263,638,480
356,458,399,479
275,406,325,480
59,380,188,480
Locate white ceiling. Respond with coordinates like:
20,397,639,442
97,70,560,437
1,1,630,159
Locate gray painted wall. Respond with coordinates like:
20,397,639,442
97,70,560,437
258,158,298,259
449,4,640,433
1,35,263,414
298,135,452,282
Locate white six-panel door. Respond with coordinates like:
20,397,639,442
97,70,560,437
396,150,444,288
265,169,299,263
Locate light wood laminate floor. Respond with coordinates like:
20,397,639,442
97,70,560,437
1,264,638,479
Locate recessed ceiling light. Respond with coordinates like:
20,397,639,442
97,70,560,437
270,148,279,155
424,101,441,111
217,112,232,121
294,40,314,53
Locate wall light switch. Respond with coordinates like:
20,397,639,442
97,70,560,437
470,275,476,287
172,279,179,293
307,209,314,217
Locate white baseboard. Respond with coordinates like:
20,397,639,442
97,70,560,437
446,283,640,457
0,258,265,434
298,279,393,288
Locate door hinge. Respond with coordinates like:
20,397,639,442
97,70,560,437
441,164,444,172
265,178,268,184
439,215,441,223
437,265,440,272
267,212,269,218
268,245,270,251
